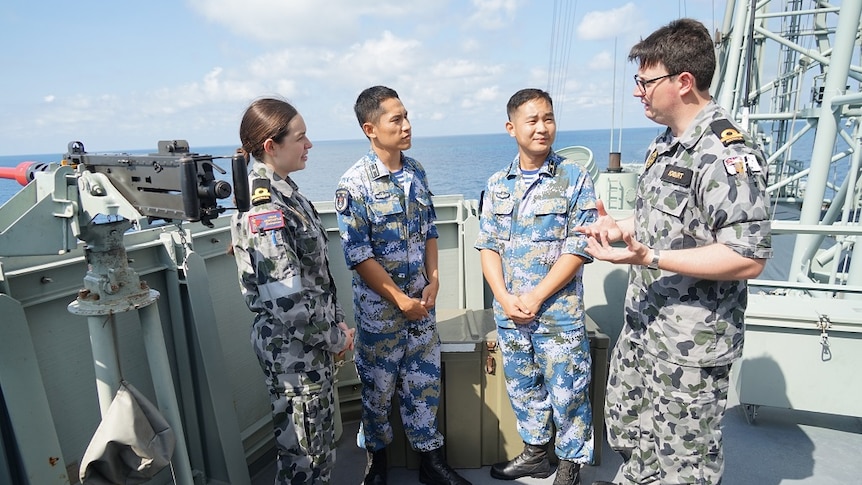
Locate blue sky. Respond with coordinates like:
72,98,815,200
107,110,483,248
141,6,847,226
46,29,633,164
1,0,720,156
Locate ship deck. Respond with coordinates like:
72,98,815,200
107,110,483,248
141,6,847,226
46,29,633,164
250,382,862,485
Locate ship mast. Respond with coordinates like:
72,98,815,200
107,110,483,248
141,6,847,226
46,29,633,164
715,0,862,292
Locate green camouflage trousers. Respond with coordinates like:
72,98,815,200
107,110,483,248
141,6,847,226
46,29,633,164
270,367,337,484
604,335,731,484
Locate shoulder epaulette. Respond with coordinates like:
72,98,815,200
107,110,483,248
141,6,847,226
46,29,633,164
251,178,272,206
710,119,745,146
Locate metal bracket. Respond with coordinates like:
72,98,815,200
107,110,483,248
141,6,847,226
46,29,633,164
816,313,832,361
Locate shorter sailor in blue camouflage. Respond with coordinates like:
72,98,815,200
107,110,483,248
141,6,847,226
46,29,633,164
476,88,597,485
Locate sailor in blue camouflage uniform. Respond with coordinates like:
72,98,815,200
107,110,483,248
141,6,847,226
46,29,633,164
578,20,772,485
230,97,354,485
476,88,597,485
335,86,469,485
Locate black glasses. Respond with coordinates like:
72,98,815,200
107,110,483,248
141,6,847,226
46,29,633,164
634,73,680,94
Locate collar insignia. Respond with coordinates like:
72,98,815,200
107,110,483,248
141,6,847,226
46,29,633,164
645,149,658,170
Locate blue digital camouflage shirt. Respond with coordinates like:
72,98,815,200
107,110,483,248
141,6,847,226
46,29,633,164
335,150,438,334
475,151,598,333
627,100,773,367
230,161,347,376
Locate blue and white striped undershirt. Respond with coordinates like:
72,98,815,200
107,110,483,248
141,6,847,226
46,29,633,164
520,167,540,186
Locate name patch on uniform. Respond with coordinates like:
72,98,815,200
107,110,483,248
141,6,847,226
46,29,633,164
249,210,284,233
251,179,272,206
710,119,745,146
660,166,693,187
334,188,350,214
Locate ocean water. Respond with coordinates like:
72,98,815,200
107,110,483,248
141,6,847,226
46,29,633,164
0,128,662,205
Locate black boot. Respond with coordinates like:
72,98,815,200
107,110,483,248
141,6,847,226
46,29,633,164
364,448,387,485
489,442,552,480
418,447,471,485
553,460,581,485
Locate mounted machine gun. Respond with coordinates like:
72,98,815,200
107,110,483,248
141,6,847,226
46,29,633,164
0,140,250,256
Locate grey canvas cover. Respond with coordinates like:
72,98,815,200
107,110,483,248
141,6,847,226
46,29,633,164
79,381,175,484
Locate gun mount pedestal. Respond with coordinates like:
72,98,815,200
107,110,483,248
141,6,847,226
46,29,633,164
68,219,195,485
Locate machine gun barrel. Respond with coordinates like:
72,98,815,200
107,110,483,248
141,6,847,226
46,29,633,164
0,161,53,186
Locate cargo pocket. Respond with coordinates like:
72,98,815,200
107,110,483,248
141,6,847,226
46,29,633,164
291,381,335,456
656,370,727,483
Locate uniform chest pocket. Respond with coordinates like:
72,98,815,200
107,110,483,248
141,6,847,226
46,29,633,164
293,223,325,266
368,198,404,219
652,186,689,219
532,197,568,242
368,198,406,242
491,198,515,241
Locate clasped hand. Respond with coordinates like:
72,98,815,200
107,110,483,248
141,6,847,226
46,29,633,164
500,291,540,325
336,322,355,358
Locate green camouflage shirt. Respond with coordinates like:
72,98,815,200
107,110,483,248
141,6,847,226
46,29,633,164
230,161,347,375
626,101,772,367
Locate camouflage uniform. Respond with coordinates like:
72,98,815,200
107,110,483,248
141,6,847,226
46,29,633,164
230,161,348,485
475,152,597,462
605,101,772,484
335,150,444,453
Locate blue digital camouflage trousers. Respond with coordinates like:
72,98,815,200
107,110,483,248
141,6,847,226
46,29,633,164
354,323,445,452
498,326,594,463
604,335,731,484
269,367,337,485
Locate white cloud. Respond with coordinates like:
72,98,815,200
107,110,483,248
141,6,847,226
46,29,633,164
466,0,522,30
461,85,501,109
577,3,642,41
339,31,423,78
460,38,482,53
588,51,615,71
187,0,440,45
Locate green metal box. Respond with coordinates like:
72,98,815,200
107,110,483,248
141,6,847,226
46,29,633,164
732,293,862,421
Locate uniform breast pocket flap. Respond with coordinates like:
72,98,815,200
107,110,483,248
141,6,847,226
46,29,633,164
532,197,568,241
369,198,404,218
415,193,432,208
654,186,689,218
492,198,515,216
490,198,515,240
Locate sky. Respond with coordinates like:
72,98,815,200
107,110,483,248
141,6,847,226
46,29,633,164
0,0,723,156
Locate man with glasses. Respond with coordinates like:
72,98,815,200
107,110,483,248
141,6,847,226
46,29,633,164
576,18,772,485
